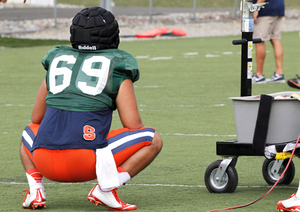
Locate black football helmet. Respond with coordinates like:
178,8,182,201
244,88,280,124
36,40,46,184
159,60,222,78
70,7,120,50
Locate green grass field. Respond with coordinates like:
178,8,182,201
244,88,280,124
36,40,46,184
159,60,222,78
0,31,300,212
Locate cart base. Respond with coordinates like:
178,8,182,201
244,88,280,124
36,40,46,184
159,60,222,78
217,140,264,156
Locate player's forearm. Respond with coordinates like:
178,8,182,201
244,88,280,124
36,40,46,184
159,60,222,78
31,79,47,124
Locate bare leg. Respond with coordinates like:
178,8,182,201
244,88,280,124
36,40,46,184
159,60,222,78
255,42,266,76
120,131,163,177
20,143,36,171
270,39,284,75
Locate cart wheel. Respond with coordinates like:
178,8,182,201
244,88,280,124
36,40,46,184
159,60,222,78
262,158,295,185
205,160,238,193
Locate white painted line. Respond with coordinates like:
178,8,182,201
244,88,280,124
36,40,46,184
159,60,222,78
136,55,149,59
183,52,198,56
223,52,233,55
0,181,297,189
150,57,173,60
2,104,32,107
162,133,236,137
134,85,159,88
205,54,220,58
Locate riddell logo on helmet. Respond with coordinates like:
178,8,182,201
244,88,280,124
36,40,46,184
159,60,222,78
78,45,97,50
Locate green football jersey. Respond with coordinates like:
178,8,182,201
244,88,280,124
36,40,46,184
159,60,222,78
42,46,140,112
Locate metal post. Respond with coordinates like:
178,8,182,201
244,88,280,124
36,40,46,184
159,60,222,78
149,0,153,24
100,0,112,12
240,0,254,97
234,0,238,20
54,0,57,28
192,0,197,20
232,0,267,96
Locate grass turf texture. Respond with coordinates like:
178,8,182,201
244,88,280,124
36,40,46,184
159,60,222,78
0,31,300,211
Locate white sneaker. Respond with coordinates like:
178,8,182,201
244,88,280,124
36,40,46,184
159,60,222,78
277,193,300,211
266,72,285,83
87,184,137,211
252,73,266,84
21,188,46,209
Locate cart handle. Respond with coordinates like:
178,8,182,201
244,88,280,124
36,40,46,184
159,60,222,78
232,38,262,45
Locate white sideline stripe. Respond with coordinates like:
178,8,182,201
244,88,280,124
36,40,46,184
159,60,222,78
223,52,233,55
108,131,155,150
204,104,225,107
183,52,198,56
2,104,32,107
205,54,220,58
134,85,159,88
128,184,298,189
4,104,31,107
22,130,33,147
160,104,225,107
0,181,297,189
136,55,149,59
162,133,236,137
10,132,235,138
150,57,173,60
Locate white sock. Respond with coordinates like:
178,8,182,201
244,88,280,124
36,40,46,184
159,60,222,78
26,170,44,193
117,167,131,186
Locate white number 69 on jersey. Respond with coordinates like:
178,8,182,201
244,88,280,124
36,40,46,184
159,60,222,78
49,55,110,96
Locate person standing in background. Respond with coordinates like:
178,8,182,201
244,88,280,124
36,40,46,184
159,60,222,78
252,0,285,84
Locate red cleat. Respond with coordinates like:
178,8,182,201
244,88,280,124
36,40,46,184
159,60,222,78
21,188,46,209
88,184,137,211
277,193,300,211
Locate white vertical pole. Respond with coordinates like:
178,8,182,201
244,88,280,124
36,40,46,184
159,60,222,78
193,0,196,20
54,0,57,28
234,0,238,20
100,0,112,12
107,0,112,12
149,0,153,24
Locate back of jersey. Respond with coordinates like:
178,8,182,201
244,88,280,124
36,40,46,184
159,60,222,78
42,46,140,112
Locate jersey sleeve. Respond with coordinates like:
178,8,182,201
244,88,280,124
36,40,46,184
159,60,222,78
112,49,140,83
103,50,140,110
124,55,140,82
41,46,61,71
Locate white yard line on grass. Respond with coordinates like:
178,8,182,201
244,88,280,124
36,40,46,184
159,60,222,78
162,133,236,137
2,132,236,137
2,104,32,107
0,181,297,189
150,57,173,60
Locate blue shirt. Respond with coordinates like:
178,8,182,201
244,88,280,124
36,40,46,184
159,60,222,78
253,0,285,17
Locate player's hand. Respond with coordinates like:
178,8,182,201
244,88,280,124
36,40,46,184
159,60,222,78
253,11,259,23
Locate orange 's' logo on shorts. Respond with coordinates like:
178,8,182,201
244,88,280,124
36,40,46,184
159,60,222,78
83,125,96,141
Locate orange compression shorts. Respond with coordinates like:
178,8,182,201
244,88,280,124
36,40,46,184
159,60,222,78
22,123,154,182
